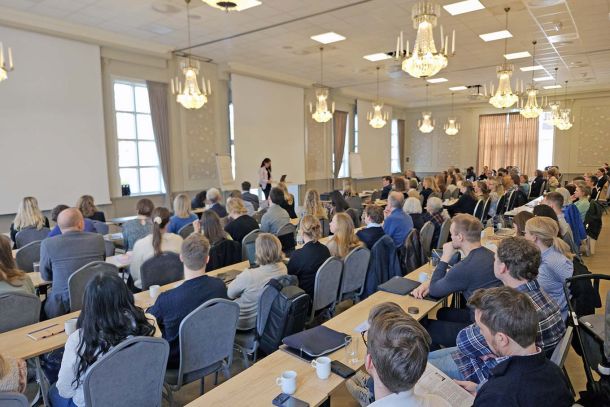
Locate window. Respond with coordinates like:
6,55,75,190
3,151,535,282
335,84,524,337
229,102,236,179
537,111,555,170
391,119,400,173
353,112,359,153
113,81,164,194
331,114,350,178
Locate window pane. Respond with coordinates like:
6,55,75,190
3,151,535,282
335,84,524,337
118,140,138,167
140,167,162,193
138,141,159,166
135,86,150,113
136,114,154,140
114,83,134,111
116,113,136,139
119,168,140,194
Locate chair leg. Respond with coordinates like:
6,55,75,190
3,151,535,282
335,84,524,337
562,366,576,397
223,361,232,380
241,349,251,369
200,377,206,395
163,383,174,407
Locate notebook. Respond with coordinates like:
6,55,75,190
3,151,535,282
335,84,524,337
378,277,421,295
282,326,348,359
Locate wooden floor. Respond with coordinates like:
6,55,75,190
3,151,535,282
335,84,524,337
168,214,610,406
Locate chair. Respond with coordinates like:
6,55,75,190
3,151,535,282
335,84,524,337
436,218,452,249
15,240,41,272
164,299,240,405
346,196,363,219
0,393,28,407
252,209,265,224
140,252,184,290
83,337,169,407
178,223,195,239
91,220,109,235
241,229,260,265
472,199,483,218
207,239,242,272
0,292,40,333
276,223,296,256
338,247,371,302
370,190,381,201
551,326,576,396
442,189,452,200
481,197,492,223
419,221,434,259
495,193,508,216
345,208,361,228
319,217,330,238
15,227,50,249
104,240,116,257
69,261,119,312
506,190,517,211
309,257,343,323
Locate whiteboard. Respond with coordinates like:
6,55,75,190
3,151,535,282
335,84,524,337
349,153,364,179
215,154,236,189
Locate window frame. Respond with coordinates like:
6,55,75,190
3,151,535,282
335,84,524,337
390,119,400,173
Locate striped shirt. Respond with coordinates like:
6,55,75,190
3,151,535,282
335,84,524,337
539,246,573,320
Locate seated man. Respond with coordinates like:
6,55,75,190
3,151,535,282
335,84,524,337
206,188,228,218
40,208,106,318
241,181,260,211
428,237,565,384
260,187,291,234
380,176,393,200
357,205,386,250
148,233,228,368
382,192,413,247
586,175,599,200
412,214,501,348
47,204,97,237
456,286,574,406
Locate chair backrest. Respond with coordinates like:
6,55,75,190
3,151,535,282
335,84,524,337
177,223,195,239
241,229,261,265
339,246,371,298
0,393,29,407
69,261,119,312
207,239,242,272
436,218,452,249
176,299,240,387
83,336,169,407
276,223,296,237
346,196,363,209
276,223,297,254
550,326,573,369
15,240,41,272
15,227,50,249
506,190,517,211
104,240,116,257
311,257,343,316
370,190,381,201
140,252,184,290
91,220,109,235
252,210,265,224
496,193,508,216
0,292,41,333
319,217,330,238
345,208,361,228
419,221,434,258
472,199,482,218
481,198,492,222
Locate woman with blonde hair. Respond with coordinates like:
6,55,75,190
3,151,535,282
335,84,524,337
168,193,198,234
76,195,105,222
525,216,573,320
10,196,49,246
0,235,34,295
326,213,364,259
420,176,439,208
301,189,328,219
224,197,258,243
277,181,297,219
228,233,287,330
342,179,355,198
0,353,27,394
547,168,560,192
486,178,504,218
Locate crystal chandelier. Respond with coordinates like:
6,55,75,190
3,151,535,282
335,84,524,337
0,42,14,83
444,93,460,135
202,0,262,12
394,1,455,79
489,8,519,109
419,84,435,133
309,47,334,123
170,0,211,110
367,67,389,129
545,67,561,126
519,41,545,119
555,81,573,130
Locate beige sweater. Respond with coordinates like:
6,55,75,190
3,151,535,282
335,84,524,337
0,356,26,393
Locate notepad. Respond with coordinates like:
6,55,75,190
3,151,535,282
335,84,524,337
27,324,65,341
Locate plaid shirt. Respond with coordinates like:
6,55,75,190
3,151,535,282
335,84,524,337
452,280,566,383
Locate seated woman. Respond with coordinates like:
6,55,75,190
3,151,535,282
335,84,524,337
328,190,350,219
512,211,534,236
519,174,530,197
393,176,408,199
422,197,449,250
547,168,560,192
326,213,364,259
0,235,35,295
420,176,440,209
227,233,287,330
0,354,27,394
300,189,328,220
191,190,207,212
168,193,198,234
196,210,238,270
277,182,297,219
10,196,50,247
287,216,331,300
446,181,477,216
403,197,425,231
121,198,154,251
486,178,504,218
573,183,591,223
130,207,183,290
76,195,105,223
49,273,156,407
224,197,259,243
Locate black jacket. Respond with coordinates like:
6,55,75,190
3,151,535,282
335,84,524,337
380,184,392,200
530,176,545,198
356,226,386,250
287,241,331,299
447,194,477,216
224,215,259,243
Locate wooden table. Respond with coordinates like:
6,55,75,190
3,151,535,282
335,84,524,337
30,272,50,288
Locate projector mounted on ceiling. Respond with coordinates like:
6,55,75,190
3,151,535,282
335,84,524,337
202,0,262,11
467,85,488,101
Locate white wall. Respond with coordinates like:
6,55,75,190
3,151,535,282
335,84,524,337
356,99,392,178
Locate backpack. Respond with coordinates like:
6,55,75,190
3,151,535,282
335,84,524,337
257,275,310,356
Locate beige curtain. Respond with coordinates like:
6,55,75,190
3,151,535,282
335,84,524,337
397,119,405,173
477,114,508,173
333,110,348,178
506,113,539,176
146,81,171,202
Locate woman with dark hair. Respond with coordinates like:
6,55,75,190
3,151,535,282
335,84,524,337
130,207,183,290
0,235,34,295
446,181,478,216
50,273,156,406
465,166,476,182
328,190,350,218
533,204,562,237
258,158,273,199
191,190,207,211
195,210,229,245
512,211,534,236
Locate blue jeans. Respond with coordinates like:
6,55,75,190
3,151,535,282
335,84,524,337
48,384,77,407
428,347,465,380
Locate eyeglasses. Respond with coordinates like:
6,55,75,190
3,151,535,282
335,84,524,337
361,330,368,347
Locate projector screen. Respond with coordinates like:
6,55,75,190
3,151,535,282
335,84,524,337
231,74,305,188
0,26,110,215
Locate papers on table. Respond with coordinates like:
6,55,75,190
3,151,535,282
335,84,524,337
415,363,475,407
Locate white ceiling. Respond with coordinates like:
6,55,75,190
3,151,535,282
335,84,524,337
1,0,609,106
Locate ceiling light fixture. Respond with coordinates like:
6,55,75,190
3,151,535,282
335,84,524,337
171,0,211,110
449,85,467,91
443,0,484,16
520,65,544,71
311,32,346,44
427,77,448,83
555,80,573,130
545,67,561,126
363,53,392,62
544,84,562,89
309,47,334,123
367,67,390,129
394,1,455,78
519,40,546,119
201,0,261,12
444,92,460,135
0,42,14,83
419,84,435,133
504,51,530,60
533,76,553,82
479,29,512,42
488,8,519,109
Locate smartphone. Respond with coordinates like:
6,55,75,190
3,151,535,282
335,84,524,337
272,393,309,407
331,360,356,378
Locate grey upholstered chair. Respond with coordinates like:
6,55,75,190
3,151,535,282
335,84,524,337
164,299,240,406
69,261,119,312
0,393,29,407
309,257,343,323
15,227,50,249
104,240,116,257
83,336,169,407
91,220,109,235
436,218,452,249
241,229,260,265
338,246,371,302
0,292,41,333
178,223,195,239
419,221,434,259
15,240,41,272
140,252,184,290
276,223,297,256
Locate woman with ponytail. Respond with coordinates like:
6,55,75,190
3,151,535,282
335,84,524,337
129,207,183,290
524,216,574,320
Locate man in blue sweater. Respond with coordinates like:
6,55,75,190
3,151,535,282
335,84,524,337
382,192,413,247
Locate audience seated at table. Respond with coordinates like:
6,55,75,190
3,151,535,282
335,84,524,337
573,183,591,223
206,188,228,218
277,181,297,219
228,190,255,216
130,207,183,290
474,181,490,205
512,211,534,237
50,272,156,407
121,198,154,251
0,235,34,295
9,196,50,247
422,197,448,250
465,166,477,182
403,197,425,231
148,233,228,368
40,208,105,318
380,176,393,200
191,190,207,211
224,197,259,243
76,195,105,223
240,181,260,212
299,189,328,220
287,215,331,300
586,175,599,201
446,181,477,217
0,354,27,394
383,192,413,247
260,187,291,234
420,176,440,208
329,190,350,218
327,213,364,259
356,205,386,250
485,178,503,218
393,177,408,200
595,167,608,190
167,193,198,234
48,205,96,237
547,168,560,192
227,233,287,330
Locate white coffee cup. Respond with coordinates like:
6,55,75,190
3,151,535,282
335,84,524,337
149,285,161,298
418,272,428,283
64,318,77,336
311,357,331,380
275,370,297,395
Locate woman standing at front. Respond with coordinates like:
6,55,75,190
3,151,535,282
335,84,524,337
259,158,273,200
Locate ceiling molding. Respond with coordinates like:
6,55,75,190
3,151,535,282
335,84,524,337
224,62,313,88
